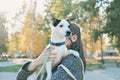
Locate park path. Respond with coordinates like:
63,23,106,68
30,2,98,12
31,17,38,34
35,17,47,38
0,58,33,67
0,67,120,80
85,67,120,80
0,72,16,80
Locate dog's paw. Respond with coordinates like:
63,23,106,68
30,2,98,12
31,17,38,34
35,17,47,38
45,71,52,80
67,50,80,58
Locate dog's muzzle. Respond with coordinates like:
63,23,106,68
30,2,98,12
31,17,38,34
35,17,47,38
66,31,72,37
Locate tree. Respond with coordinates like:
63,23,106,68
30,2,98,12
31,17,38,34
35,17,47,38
0,12,8,53
45,0,72,19
78,0,108,57
44,0,107,56
17,0,49,58
7,0,27,56
103,0,120,52
8,32,20,54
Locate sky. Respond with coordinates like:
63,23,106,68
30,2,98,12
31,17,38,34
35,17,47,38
0,0,23,19
0,0,45,18
0,0,22,36
0,0,21,12
0,0,45,36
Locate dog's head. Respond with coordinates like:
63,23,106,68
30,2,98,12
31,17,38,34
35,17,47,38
50,18,72,39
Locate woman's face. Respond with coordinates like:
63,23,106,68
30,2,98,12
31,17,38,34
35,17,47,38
65,38,72,47
65,34,77,47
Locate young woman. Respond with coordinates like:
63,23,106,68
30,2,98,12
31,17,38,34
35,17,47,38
16,23,86,80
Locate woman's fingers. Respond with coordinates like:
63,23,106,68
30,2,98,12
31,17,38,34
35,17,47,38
48,53,56,61
39,47,55,58
47,47,55,51
43,47,55,54
35,47,56,65
29,47,56,71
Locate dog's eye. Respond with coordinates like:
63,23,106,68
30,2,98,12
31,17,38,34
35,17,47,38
60,25,63,27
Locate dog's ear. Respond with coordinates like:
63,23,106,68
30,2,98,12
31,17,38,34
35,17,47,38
51,18,61,27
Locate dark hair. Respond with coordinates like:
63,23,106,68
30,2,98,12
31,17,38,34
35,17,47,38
68,23,86,71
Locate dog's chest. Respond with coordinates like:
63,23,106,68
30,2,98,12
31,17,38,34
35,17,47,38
47,44,67,54
47,44,68,67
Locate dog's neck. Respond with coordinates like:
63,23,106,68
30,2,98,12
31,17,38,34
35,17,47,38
49,40,65,46
50,34,66,46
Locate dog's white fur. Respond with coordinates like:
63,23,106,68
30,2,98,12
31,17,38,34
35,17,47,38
27,19,79,80
45,19,71,80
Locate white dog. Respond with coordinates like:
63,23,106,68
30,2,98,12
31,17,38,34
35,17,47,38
27,18,79,80
45,18,72,80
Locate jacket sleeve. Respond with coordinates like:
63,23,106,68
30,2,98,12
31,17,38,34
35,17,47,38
51,54,85,80
16,62,33,80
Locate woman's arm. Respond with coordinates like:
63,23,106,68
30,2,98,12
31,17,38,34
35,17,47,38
16,47,56,80
16,62,33,80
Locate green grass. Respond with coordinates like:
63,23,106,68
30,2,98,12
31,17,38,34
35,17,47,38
86,64,102,71
0,59,8,62
86,58,102,71
104,59,117,67
86,59,119,71
0,65,22,72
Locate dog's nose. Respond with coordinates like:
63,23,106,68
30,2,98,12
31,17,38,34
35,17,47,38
66,31,72,37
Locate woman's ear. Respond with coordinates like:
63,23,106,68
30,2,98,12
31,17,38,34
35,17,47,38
71,34,77,42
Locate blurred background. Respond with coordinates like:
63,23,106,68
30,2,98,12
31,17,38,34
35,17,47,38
0,0,120,80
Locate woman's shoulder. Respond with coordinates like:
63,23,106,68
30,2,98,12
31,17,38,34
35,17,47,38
61,54,83,69
61,54,84,79
51,54,84,80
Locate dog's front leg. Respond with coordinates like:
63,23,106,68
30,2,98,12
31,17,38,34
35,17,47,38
46,61,52,80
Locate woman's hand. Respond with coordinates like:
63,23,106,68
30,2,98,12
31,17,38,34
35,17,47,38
27,47,56,71
37,47,56,62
